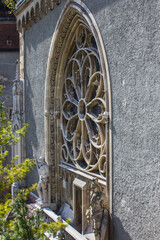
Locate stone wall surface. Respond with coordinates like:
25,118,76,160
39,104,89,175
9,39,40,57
82,0,160,239
24,0,160,239
0,51,19,165
24,2,65,185
0,52,18,110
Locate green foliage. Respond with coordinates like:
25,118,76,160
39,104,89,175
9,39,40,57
0,85,37,237
41,218,70,239
0,87,69,239
1,0,16,13
0,187,69,240
0,103,17,149
0,186,44,240
0,156,35,194
16,123,29,137
0,86,35,194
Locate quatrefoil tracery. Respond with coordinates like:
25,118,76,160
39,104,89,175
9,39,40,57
61,24,107,178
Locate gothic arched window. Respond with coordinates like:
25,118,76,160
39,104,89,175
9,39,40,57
61,23,108,179
45,3,112,238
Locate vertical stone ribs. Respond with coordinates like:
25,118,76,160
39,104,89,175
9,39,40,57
61,23,108,178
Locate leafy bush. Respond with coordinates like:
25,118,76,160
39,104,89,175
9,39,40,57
1,0,16,13
0,86,69,239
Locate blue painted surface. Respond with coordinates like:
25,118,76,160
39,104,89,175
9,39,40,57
16,0,26,9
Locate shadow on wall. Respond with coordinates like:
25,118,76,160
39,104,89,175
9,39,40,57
113,216,132,240
25,73,38,156
25,73,39,186
86,0,121,13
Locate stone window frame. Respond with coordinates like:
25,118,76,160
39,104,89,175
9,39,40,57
44,0,112,219
73,178,88,234
61,23,108,178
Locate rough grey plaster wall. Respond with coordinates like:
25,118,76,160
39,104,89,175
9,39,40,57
0,51,19,164
83,0,160,239
0,52,18,109
24,0,160,239
24,2,65,186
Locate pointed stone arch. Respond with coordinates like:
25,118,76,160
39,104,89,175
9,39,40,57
44,0,112,237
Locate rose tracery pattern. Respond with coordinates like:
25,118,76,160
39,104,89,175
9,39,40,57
61,24,107,178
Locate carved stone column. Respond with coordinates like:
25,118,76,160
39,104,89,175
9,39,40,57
12,60,24,165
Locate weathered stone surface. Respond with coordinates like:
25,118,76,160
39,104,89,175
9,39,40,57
25,2,65,188
23,0,160,239
82,0,160,239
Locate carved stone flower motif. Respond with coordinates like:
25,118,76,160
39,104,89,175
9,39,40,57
61,25,107,178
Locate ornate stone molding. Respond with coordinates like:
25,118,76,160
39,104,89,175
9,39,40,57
86,178,108,240
44,109,60,120
43,1,112,237
44,0,112,212
12,61,24,131
36,156,51,207
11,60,24,165
14,0,61,32
61,22,108,178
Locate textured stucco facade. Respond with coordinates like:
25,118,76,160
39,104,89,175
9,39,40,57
0,52,18,109
16,0,160,239
83,1,160,239
24,2,66,185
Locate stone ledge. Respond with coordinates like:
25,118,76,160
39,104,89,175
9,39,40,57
59,163,106,186
43,207,88,240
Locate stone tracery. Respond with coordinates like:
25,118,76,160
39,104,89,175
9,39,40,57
61,24,108,178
